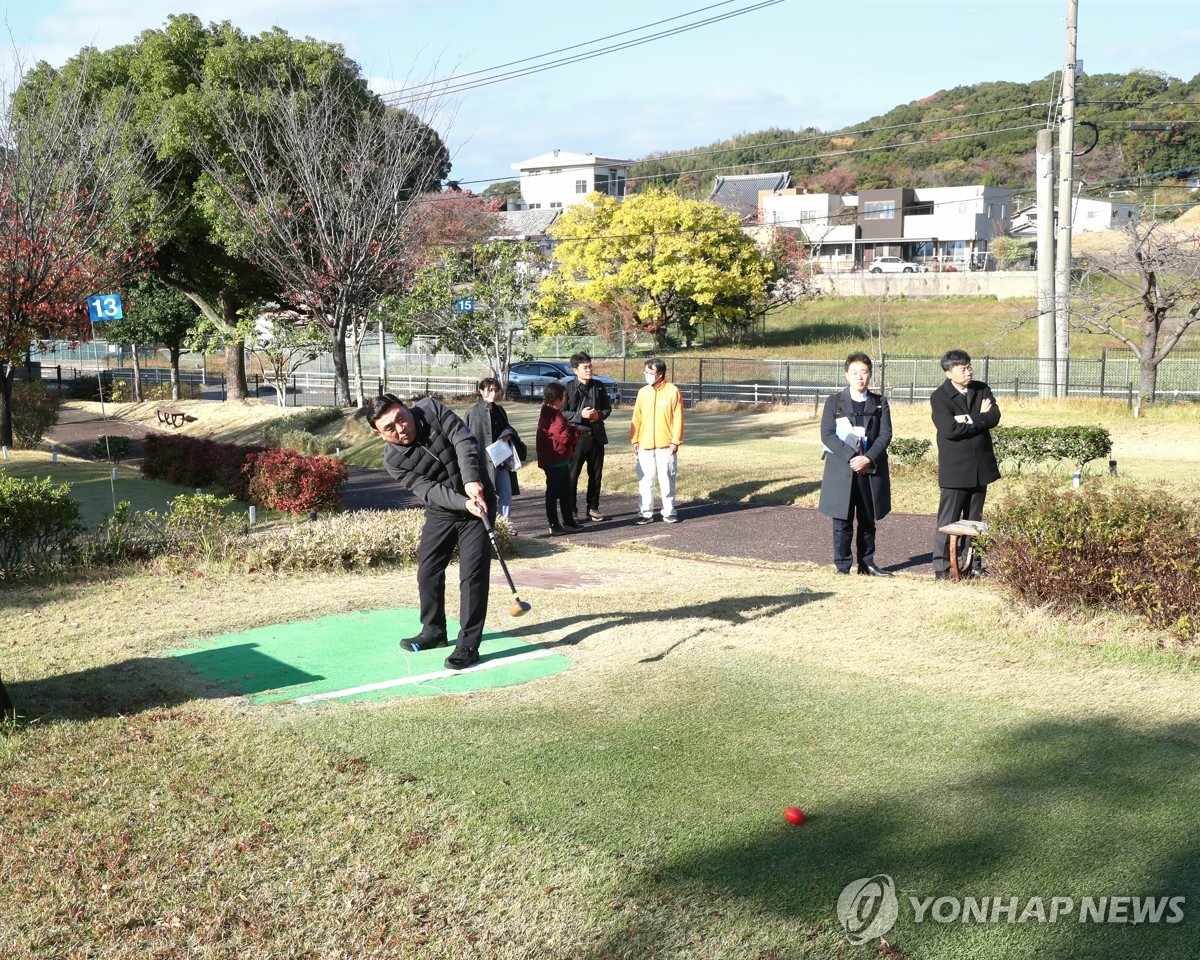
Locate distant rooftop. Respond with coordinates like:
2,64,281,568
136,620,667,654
497,208,561,238
707,172,792,222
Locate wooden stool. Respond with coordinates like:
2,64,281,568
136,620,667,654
938,520,989,581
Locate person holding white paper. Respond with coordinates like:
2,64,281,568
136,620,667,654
465,378,526,529
818,352,893,576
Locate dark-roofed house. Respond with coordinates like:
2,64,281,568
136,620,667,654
495,208,562,257
707,171,792,223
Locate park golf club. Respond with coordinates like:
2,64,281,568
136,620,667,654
478,508,531,617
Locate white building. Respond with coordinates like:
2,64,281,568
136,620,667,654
1011,197,1140,237
510,150,631,210
758,184,1014,272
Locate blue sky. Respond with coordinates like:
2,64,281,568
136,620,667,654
3,0,1197,189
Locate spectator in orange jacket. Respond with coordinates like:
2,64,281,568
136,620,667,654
536,381,581,536
629,357,684,524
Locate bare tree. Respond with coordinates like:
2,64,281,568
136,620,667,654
193,70,448,407
1072,221,1200,406
0,52,163,445
249,310,329,408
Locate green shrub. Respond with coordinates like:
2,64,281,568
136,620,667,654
0,475,83,581
263,408,343,447
992,426,1112,474
70,501,169,567
163,493,245,563
9,382,61,449
888,437,931,467
65,373,114,401
89,435,134,461
984,479,1200,643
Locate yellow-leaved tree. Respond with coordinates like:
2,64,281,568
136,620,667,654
531,188,799,349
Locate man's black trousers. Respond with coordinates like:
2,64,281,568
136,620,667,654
570,431,606,514
933,485,987,574
832,472,877,572
417,507,492,652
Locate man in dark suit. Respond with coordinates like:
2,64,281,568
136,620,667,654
818,352,893,576
562,351,613,522
930,349,1001,579
368,393,495,670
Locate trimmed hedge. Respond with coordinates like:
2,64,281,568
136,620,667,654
888,437,931,467
89,435,134,461
983,480,1200,643
0,475,83,580
10,382,62,449
992,426,1112,474
140,433,265,502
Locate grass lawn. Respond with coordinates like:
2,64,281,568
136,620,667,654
2,554,1198,959
3,396,1199,958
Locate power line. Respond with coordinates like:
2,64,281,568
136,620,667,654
382,0,785,105
385,0,759,98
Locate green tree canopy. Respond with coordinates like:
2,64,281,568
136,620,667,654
532,189,784,349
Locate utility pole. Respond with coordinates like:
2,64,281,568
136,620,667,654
1053,0,1079,398
1037,128,1056,397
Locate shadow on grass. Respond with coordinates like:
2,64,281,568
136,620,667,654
575,717,1200,960
1,647,319,727
500,591,833,655
707,478,822,503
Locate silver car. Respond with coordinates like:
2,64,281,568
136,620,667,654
505,361,618,400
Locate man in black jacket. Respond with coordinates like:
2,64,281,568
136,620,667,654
930,349,1001,579
367,394,495,670
562,351,613,522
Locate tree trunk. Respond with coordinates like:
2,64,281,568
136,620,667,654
0,365,14,448
351,316,366,409
331,319,351,407
169,346,182,401
1138,360,1159,405
131,344,143,402
221,290,248,401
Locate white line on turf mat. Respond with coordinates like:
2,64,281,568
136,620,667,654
290,648,556,704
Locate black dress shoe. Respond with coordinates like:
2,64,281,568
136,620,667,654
445,647,480,670
934,571,951,581
400,633,449,652
857,565,893,578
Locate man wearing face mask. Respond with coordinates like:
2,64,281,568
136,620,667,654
629,357,684,524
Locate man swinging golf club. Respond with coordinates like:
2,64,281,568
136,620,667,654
367,393,496,670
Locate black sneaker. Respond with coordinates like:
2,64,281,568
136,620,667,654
444,647,480,670
400,633,449,653
636,515,654,525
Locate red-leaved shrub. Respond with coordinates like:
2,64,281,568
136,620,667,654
245,447,348,514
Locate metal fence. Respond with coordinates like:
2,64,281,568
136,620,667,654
22,348,1200,411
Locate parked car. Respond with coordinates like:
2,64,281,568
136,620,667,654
504,360,618,400
869,256,927,274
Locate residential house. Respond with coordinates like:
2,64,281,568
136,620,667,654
495,208,561,259
510,150,631,211
759,184,1015,271
1010,197,1140,238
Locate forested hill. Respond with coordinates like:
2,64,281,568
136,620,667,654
631,69,1200,197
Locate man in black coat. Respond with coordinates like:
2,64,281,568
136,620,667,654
930,349,1001,579
367,393,495,670
562,351,613,522
818,352,893,576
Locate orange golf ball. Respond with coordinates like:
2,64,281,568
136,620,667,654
783,806,806,826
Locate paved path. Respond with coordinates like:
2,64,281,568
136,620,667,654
42,410,936,575
342,466,936,576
